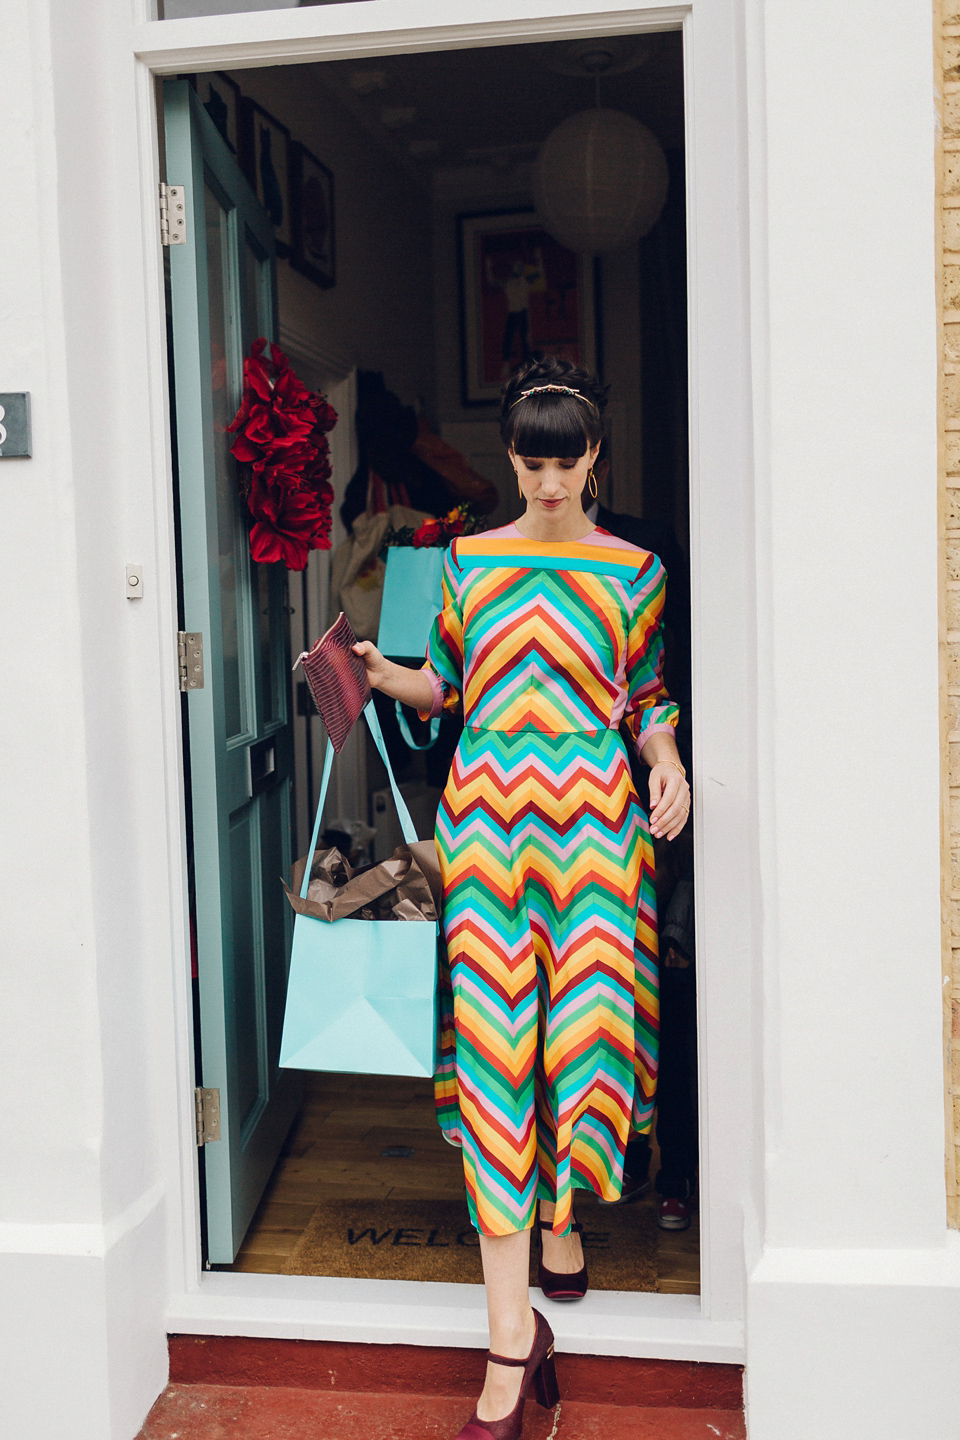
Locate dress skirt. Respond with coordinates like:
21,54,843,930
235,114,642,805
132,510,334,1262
433,724,660,1238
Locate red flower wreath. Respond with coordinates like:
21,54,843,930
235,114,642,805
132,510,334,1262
227,338,338,570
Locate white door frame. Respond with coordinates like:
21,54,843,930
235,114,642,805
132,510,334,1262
134,0,753,1361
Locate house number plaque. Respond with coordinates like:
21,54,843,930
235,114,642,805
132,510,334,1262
0,394,31,458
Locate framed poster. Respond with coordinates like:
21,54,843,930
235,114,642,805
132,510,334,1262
289,142,336,289
239,99,292,255
194,72,241,155
458,208,596,407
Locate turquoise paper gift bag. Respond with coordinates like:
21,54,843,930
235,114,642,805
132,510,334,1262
376,546,445,659
279,702,439,1077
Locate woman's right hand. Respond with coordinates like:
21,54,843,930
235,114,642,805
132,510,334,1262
353,643,436,713
352,641,391,691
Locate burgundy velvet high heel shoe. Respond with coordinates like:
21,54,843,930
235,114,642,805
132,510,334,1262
454,1309,560,1440
537,1216,589,1301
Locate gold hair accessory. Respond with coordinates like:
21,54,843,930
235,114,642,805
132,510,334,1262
587,466,598,500
510,384,598,411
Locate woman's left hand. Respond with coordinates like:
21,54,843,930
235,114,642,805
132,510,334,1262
648,763,691,841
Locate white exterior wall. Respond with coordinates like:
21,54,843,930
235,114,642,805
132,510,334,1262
754,0,945,1252
742,0,960,1426
0,1,172,1436
0,1,957,1437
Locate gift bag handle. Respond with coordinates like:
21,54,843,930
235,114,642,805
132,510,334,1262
395,700,441,751
301,700,419,900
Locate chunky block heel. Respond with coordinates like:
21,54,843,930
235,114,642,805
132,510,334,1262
453,1310,559,1440
533,1347,560,1408
537,1212,588,1301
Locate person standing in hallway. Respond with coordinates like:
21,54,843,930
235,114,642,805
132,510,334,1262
585,442,698,1227
585,438,691,747
653,841,699,1228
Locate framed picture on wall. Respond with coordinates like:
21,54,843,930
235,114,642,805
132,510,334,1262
239,99,292,255
458,208,597,407
193,72,241,155
289,142,336,289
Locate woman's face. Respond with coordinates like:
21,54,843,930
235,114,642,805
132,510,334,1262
510,443,600,520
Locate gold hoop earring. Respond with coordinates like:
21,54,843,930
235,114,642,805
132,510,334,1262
587,467,598,500
515,469,523,497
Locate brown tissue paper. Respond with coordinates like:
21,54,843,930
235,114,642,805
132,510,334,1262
283,840,442,923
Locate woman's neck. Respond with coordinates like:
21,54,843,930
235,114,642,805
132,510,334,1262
514,506,596,543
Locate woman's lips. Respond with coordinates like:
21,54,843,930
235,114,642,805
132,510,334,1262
539,497,564,508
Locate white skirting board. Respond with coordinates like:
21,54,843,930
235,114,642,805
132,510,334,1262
745,1236,960,1440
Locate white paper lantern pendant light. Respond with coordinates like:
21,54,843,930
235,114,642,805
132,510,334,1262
533,107,670,254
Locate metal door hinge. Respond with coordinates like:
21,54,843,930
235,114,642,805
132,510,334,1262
160,183,186,246
195,1087,220,1145
178,631,204,691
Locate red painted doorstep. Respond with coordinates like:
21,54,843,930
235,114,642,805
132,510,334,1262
168,1335,743,1410
139,1383,746,1440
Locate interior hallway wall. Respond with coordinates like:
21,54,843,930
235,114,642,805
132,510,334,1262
639,148,689,548
223,65,435,414
431,163,644,526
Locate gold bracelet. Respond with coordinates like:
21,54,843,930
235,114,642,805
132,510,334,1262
651,759,687,779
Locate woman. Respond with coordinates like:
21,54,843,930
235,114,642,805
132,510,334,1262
354,358,690,1440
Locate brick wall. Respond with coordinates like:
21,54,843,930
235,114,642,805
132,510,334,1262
938,0,960,1227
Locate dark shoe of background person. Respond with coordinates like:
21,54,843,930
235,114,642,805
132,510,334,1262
657,1194,692,1231
599,1136,652,1205
453,1308,560,1440
606,1171,652,1205
537,1216,588,1301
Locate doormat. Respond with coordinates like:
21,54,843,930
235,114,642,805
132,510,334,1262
281,1196,660,1290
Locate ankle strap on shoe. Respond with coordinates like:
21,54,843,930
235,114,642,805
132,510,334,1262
487,1351,528,1367
538,1219,582,1234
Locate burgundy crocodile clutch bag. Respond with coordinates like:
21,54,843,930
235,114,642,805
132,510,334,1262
294,612,371,752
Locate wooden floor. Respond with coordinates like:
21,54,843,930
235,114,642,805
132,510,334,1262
223,1072,700,1294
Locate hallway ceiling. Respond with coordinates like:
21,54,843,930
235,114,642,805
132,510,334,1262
318,32,684,179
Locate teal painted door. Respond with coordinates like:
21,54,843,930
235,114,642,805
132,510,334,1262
164,80,301,1263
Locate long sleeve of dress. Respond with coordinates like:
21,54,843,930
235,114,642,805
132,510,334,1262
623,556,680,755
418,545,465,720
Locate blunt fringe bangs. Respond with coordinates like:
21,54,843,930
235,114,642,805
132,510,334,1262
501,393,603,459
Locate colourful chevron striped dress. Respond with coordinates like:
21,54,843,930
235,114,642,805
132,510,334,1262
421,524,679,1238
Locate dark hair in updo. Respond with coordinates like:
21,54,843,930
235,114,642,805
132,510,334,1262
500,357,607,458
